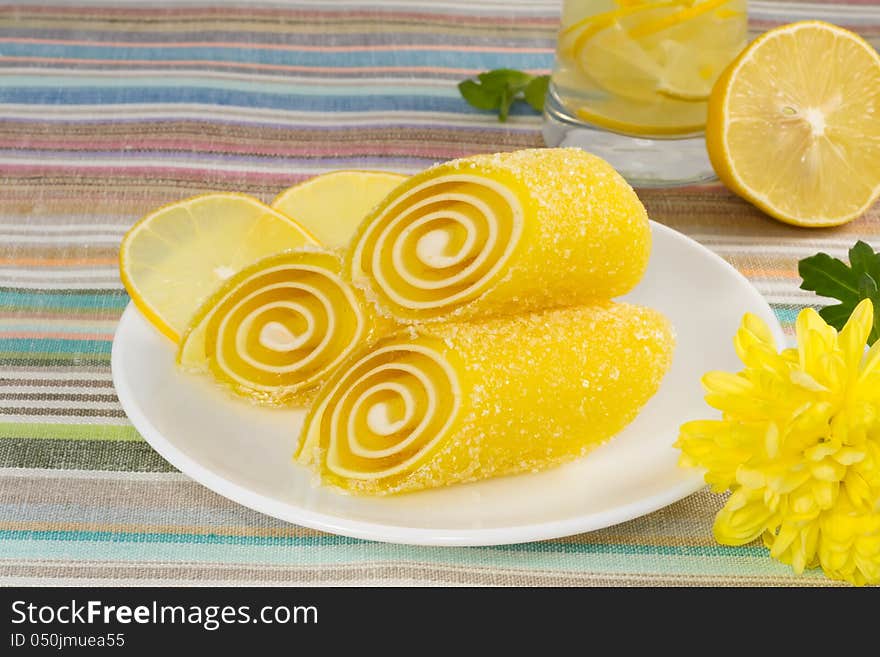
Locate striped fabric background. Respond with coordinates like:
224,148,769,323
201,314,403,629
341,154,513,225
0,0,877,586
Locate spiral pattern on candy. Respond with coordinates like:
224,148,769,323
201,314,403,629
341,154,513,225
295,302,674,495
347,148,651,322
298,342,461,481
177,250,392,406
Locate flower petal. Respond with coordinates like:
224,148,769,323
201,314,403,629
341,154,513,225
734,313,778,366
742,313,776,347
702,371,753,395
812,479,838,509
764,423,780,458
810,459,847,482
789,369,829,392
714,498,773,546
804,442,838,461
859,339,880,382
736,465,766,489
820,510,880,585
790,488,820,517
834,447,866,466
789,524,820,573
838,298,873,373
844,472,873,510
774,468,811,494
796,308,837,372
769,522,800,559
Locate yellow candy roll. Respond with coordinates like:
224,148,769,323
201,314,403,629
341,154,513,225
178,249,393,407
295,302,674,495
347,148,651,322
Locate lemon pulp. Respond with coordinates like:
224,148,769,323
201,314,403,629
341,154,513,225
119,193,318,342
272,171,407,249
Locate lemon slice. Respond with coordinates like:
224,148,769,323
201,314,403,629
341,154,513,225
655,39,745,102
560,1,680,58
576,101,706,136
120,193,318,342
573,7,680,104
569,0,746,135
706,21,880,227
627,0,732,39
272,170,407,248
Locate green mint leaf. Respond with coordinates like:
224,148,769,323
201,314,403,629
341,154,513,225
478,69,533,93
458,69,547,121
798,252,860,304
498,86,514,123
858,273,880,345
457,79,502,111
524,75,550,112
849,240,880,283
858,272,879,298
800,241,880,346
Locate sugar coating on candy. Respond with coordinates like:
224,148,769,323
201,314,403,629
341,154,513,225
296,302,675,495
347,147,651,323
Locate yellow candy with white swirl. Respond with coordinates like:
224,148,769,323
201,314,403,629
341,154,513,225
178,249,393,406
347,148,650,322
295,302,674,495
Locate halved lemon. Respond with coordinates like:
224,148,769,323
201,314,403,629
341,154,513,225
706,21,880,227
119,193,318,342
272,170,407,248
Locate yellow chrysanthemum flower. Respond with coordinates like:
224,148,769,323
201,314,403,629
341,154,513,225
676,299,880,586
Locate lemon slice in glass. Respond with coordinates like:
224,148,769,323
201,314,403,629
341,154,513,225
571,0,746,134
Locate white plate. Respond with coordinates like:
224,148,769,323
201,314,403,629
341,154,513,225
112,221,784,546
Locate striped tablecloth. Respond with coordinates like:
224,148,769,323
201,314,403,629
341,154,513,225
1,0,878,587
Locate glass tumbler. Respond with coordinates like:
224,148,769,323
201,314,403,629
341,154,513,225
543,0,748,186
